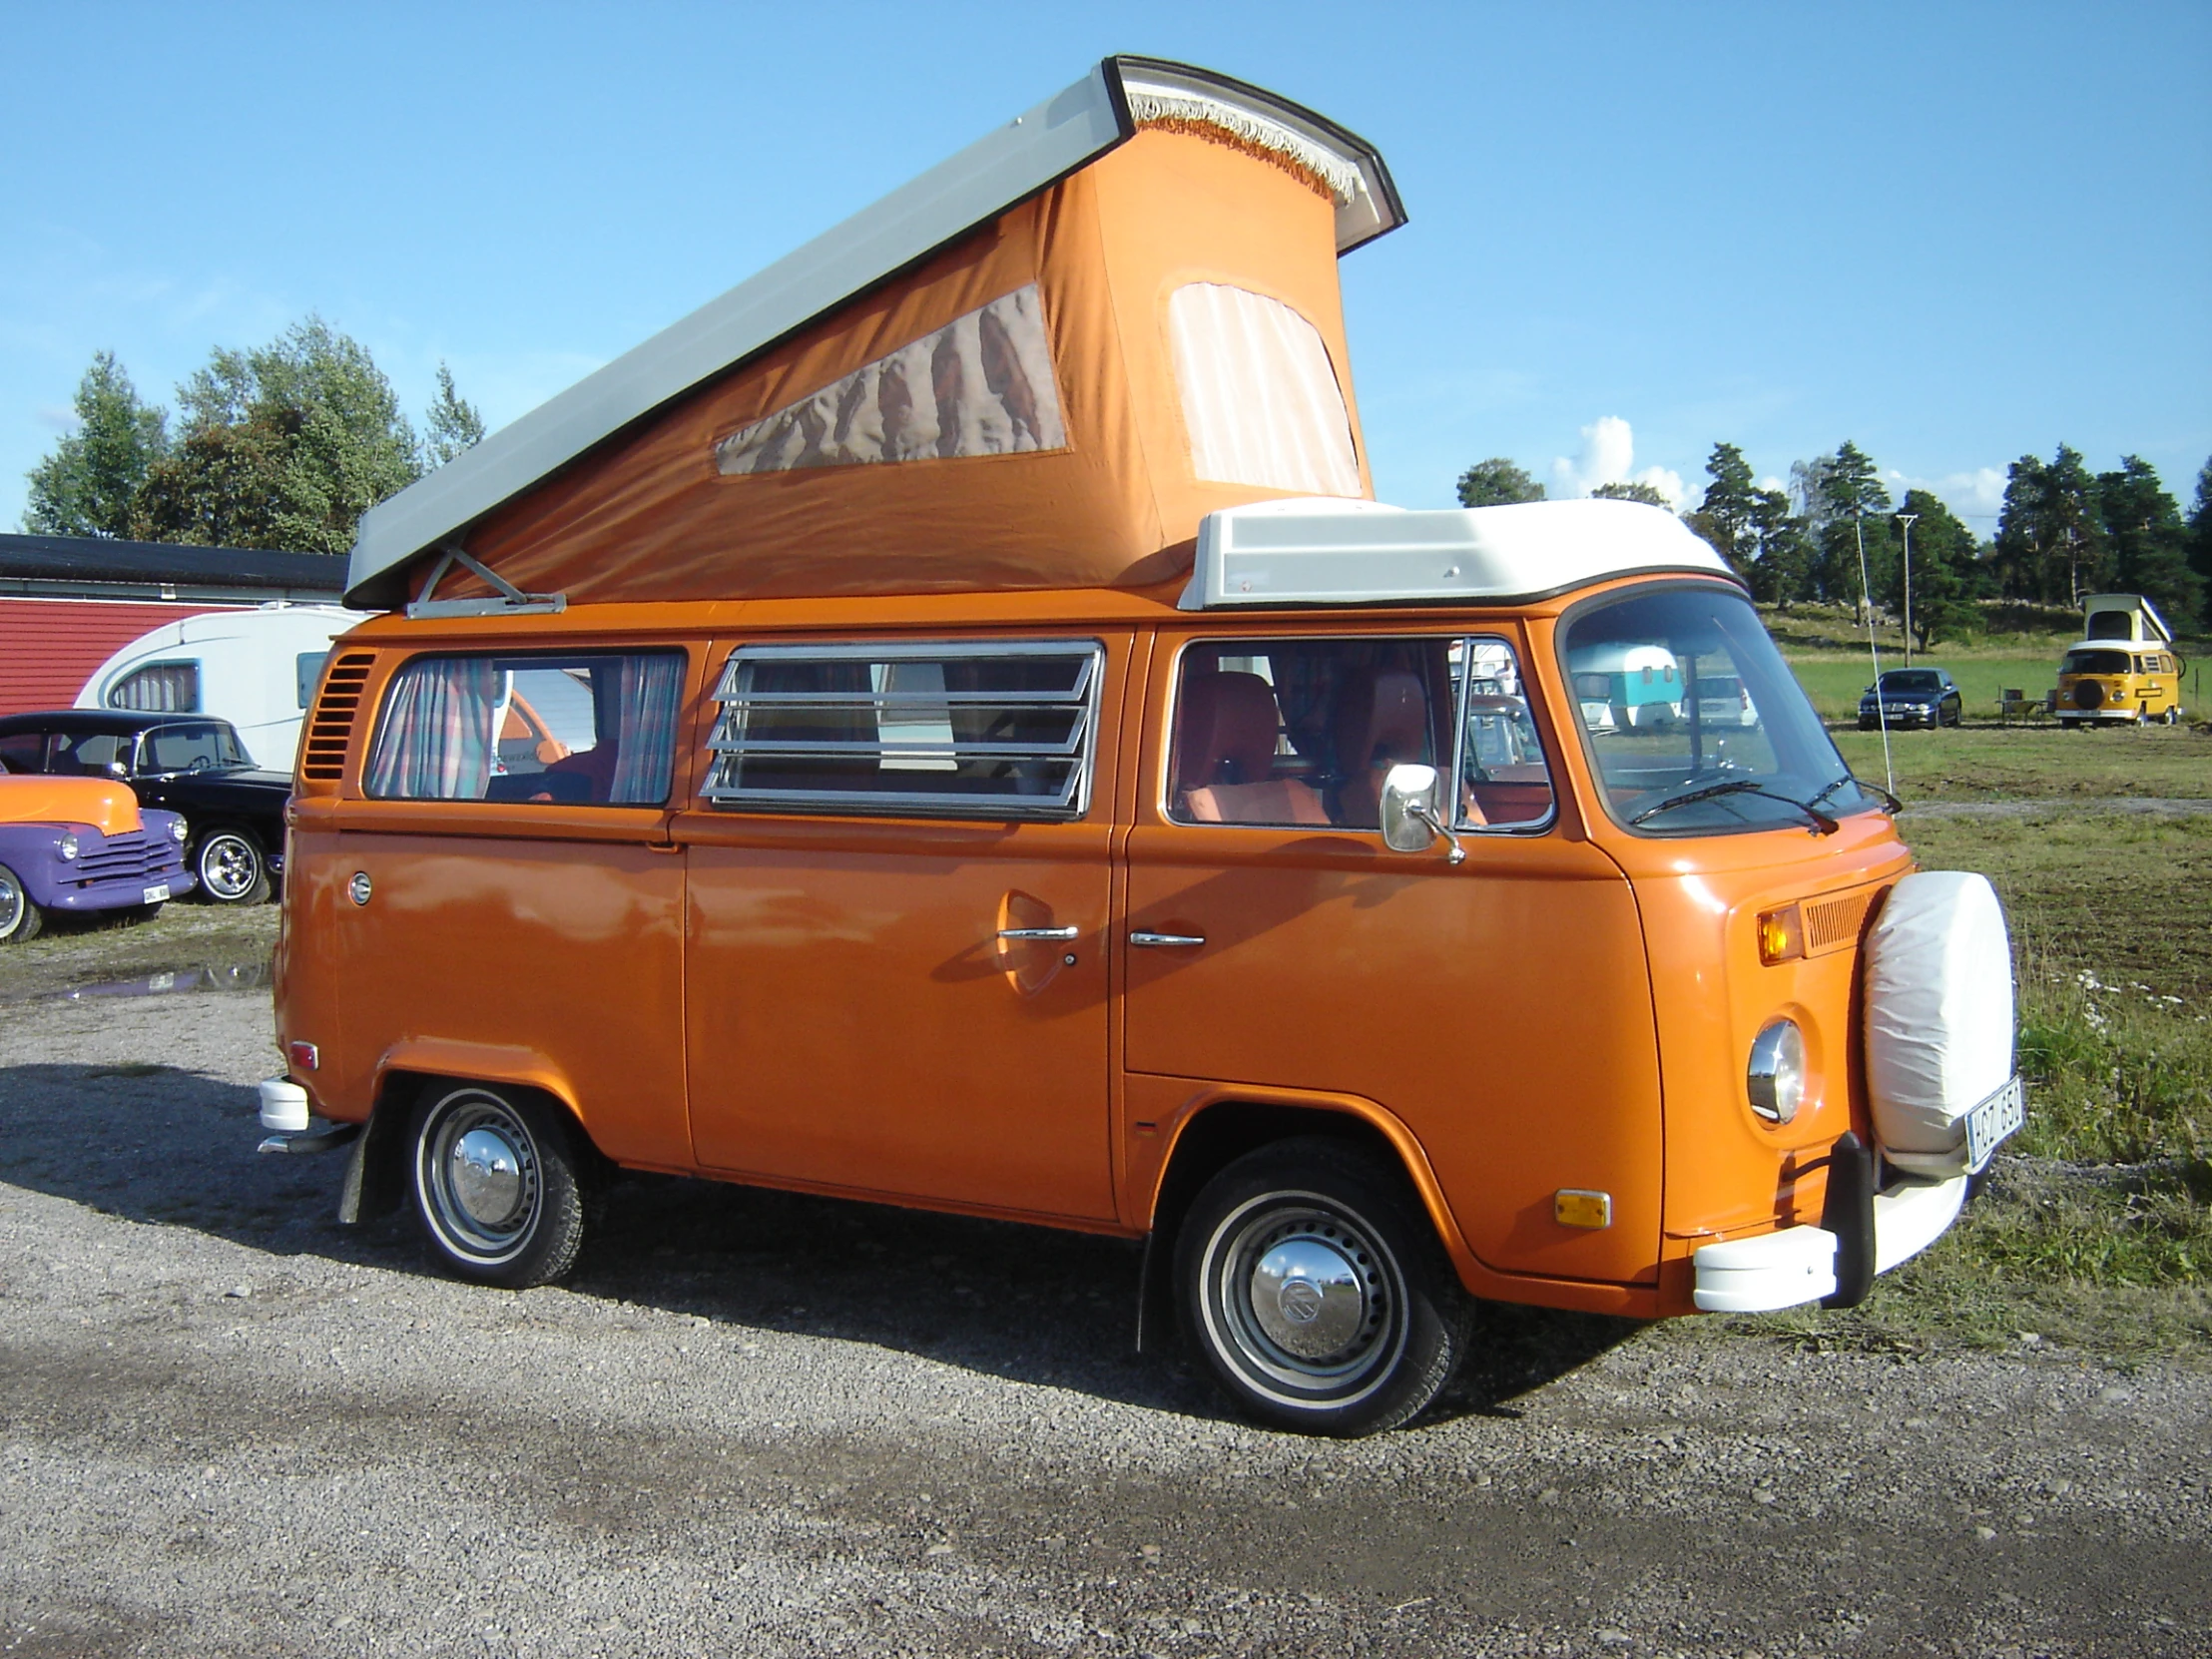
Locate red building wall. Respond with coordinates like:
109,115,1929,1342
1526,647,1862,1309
0,597,245,719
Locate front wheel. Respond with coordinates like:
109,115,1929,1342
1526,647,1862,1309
1175,1138,1472,1435
193,828,271,904
0,862,45,944
410,1084,592,1288
2164,706,2182,726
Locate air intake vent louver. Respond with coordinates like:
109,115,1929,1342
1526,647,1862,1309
300,653,373,781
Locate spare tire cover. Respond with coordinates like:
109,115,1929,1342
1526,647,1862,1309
1862,871,2014,1175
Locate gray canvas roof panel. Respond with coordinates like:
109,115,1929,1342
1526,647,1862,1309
344,56,1402,610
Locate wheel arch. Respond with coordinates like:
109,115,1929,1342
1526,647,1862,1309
1133,1089,1480,1347
340,1053,601,1226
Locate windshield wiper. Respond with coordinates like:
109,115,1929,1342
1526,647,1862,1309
1629,778,1840,833
1808,773,1901,816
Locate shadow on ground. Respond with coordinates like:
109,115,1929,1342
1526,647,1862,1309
0,1057,1637,1426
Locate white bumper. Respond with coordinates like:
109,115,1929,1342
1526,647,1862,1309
1692,1173,1970,1313
258,1077,311,1133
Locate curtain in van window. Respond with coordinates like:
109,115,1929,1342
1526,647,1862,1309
367,659,499,799
1168,283,1362,498
609,654,685,805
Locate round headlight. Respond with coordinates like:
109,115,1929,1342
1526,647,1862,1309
170,818,189,843
58,830,81,860
1747,1019,1806,1124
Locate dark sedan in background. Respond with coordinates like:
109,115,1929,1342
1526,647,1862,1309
1857,668,1963,730
0,713,290,903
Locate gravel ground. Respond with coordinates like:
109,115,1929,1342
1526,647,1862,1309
1902,797,2212,819
2,990,2208,1658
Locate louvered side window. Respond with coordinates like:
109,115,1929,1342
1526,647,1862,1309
300,652,374,781
704,641,1102,821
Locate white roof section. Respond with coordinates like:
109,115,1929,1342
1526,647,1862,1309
345,56,1403,610
1179,497,1734,610
2080,593,2174,645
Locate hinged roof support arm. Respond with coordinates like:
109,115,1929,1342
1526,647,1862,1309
406,543,567,619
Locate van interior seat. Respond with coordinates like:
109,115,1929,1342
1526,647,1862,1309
1333,669,1430,829
1176,670,1328,827
542,741,617,804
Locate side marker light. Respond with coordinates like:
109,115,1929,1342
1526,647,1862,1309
1555,1190,1613,1229
1758,904,1804,964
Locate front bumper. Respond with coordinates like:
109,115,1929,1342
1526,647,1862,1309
41,865,195,911
1691,1171,1968,1313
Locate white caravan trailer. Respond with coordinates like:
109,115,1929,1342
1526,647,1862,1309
75,603,369,772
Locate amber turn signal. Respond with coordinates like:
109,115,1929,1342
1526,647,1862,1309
1757,904,1804,964
1554,1189,1612,1229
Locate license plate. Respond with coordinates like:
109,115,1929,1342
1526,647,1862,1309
143,883,170,904
1965,1074,2025,1171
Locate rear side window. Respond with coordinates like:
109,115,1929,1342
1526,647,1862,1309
108,661,201,714
366,652,686,806
703,641,1102,820
0,733,48,774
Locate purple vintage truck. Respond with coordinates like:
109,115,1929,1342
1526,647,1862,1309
0,775,194,943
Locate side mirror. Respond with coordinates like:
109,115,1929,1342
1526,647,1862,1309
1380,764,1464,863
107,760,129,780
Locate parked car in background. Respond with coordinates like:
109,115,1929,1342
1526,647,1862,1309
1693,673,1759,729
1858,669,1962,730
0,712,289,903
74,603,368,774
0,774,192,943
1566,642,1684,729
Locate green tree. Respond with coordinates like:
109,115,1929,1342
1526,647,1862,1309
1590,479,1671,508
1894,490,1980,649
2189,457,2212,601
1686,441,1759,575
421,361,486,470
2095,456,2203,629
1995,444,2105,606
21,351,170,537
1746,486,1812,605
1454,457,1546,507
1808,441,1893,617
132,317,422,554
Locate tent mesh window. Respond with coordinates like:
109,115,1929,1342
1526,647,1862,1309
704,641,1101,820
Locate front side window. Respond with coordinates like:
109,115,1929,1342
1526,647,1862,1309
367,652,686,806
1561,583,1872,834
704,641,1101,821
108,661,201,714
1167,636,1553,832
139,723,251,775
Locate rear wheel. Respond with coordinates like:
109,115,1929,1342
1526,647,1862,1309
193,828,270,904
410,1084,592,1288
0,863,44,944
1175,1137,1472,1435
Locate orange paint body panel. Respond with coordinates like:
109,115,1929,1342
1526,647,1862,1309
276,571,1927,1326
0,775,143,835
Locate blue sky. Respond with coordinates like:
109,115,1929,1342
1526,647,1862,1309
4,1,2208,536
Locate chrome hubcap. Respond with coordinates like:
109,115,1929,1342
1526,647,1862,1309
202,835,257,898
1251,1236,1368,1360
0,875,22,936
1204,1195,1407,1405
419,1093,541,1262
450,1128,526,1228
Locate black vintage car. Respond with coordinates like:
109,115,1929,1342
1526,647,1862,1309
0,712,290,903
1856,668,1964,730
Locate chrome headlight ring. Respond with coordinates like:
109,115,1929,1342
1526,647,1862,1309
58,830,81,861
1747,1019,1807,1125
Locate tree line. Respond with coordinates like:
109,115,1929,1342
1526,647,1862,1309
1458,443,2212,642
21,319,485,557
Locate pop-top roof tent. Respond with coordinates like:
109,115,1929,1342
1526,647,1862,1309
345,56,1412,615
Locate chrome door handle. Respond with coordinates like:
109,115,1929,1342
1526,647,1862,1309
1129,931,1206,948
997,925,1080,941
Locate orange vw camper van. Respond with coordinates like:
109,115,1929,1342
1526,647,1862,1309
260,59,2022,1434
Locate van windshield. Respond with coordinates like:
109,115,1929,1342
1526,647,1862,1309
2062,649,2130,675
1560,584,1874,834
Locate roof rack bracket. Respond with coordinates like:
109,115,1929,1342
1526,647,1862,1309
406,543,567,619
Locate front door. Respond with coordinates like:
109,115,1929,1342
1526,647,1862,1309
675,634,1128,1221
1121,628,1664,1286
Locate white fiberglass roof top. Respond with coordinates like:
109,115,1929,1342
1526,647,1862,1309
1180,497,1734,609
344,56,1403,610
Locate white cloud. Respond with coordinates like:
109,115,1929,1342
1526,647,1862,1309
1895,466,2007,520
1549,414,1685,508
35,403,76,432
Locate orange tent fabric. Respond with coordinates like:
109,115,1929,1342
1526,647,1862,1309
425,126,1372,608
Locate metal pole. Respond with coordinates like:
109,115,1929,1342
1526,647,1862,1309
1897,512,1920,665
1857,517,1894,799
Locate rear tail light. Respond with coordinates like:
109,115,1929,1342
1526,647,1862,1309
287,1041,319,1072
